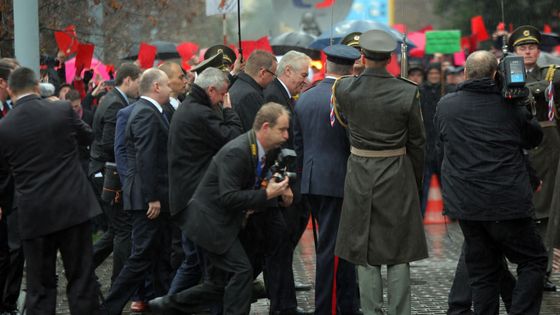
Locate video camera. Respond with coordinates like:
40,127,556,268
497,40,535,112
269,148,297,183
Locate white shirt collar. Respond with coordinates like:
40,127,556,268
277,78,292,99
169,97,180,110
13,93,35,103
115,87,129,105
140,96,163,113
256,138,265,161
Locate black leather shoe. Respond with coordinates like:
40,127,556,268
544,278,557,292
294,281,312,291
148,297,169,314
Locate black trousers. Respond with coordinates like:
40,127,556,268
459,218,547,315
240,207,297,312
161,238,253,315
447,242,515,315
91,176,132,283
308,195,359,315
22,220,101,315
103,211,172,315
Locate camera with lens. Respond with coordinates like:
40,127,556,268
269,148,297,183
497,47,535,112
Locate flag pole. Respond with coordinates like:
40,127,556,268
223,13,227,45
237,0,243,62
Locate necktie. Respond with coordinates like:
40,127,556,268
1,103,8,117
255,155,266,188
162,111,170,126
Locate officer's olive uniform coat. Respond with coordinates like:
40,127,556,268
529,64,560,248
333,67,429,266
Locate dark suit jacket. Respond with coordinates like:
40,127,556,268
264,78,296,149
90,88,129,174
294,78,350,198
168,84,242,216
229,72,265,132
114,104,136,184
178,131,271,255
123,98,169,212
0,94,101,239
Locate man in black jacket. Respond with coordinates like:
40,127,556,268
167,67,242,294
149,103,292,315
103,68,172,315
0,67,102,314
435,50,547,315
229,50,277,132
89,63,142,283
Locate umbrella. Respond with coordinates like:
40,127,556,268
541,33,560,53
270,31,320,59
65,56,111,83
538,51,560,67
308,19,415,51
123,40,180,60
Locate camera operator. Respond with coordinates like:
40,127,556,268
149,103,292,315
510,25,560,291
434,50,547,315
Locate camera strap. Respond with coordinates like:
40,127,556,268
247,130,265,189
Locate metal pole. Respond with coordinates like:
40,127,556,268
237,0,243,62
14,0,40,75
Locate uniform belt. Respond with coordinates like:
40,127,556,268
539,121,557,128
350,146,406,158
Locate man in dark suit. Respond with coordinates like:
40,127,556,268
264,50,312,314
168,67,242,294
103,68,173,315
229,50,277,132
0,67,102,314
149,103,293,315
159,62,189,121
89,63,141,283
293,45,361,315
0,58,24,315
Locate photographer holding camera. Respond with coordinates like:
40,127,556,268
435,50,546,314
149,102,292,315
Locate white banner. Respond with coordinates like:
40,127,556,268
206,0,238,16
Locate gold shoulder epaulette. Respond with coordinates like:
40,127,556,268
331,75,354,129
397,76,418,86
544,64,558,82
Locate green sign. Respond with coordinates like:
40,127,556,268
425,30,461,54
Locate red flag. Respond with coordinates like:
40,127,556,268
393,23,407,34
74,43,94,76
497,22,505,31
386,53,400,77
177,42,199,71
177,42,199,61
241,36,272,60
55,25,79,56
416,25,433,33
315,0,335,9
544,24,552,33
106,64,115,79
471,16,489,42
137,42,157,69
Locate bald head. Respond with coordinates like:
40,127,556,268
465,50,498,80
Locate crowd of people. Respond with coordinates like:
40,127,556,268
0,22,558,315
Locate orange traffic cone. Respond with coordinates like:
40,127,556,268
423,174,449,224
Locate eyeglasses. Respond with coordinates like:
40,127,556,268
263,68,276,77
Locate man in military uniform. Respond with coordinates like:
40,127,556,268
510,25,560,291
340,32,364,75
294,44,361,315
333,30,428,315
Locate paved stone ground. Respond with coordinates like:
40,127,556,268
29,222,560,314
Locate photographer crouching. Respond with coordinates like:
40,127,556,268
434,50,547,315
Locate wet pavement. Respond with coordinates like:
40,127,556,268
39,221,560,314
